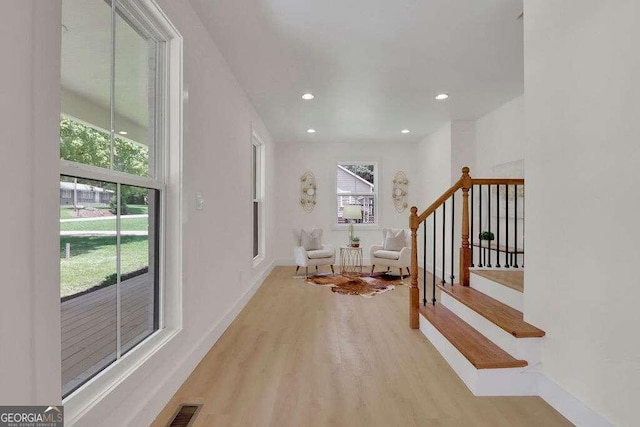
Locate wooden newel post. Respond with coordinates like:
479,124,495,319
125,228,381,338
459,167,472,286
409,206,419,329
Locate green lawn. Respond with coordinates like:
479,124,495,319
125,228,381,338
60,204,148,219
60,216,149,232
60,206,78,219
60,236,149,297
127,205,148,214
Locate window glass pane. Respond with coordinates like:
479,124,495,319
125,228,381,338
337,195,376,224
60,0,113,169
120,185,159,354
113,5,154,177
336,164,376,224
60,0,168,396
60,176,117,397
336,164,375,194
253,201,259,258
252,144,257,199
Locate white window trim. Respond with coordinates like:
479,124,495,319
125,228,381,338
252,129,266,267
62,0,183,423
333,160,380,230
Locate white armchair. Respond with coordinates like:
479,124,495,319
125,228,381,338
370,228,411,279
294,228,336,277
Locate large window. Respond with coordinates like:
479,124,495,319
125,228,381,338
252,132,265,261
336,163,377,224
60,0,175,398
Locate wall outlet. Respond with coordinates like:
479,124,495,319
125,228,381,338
195,192,204,210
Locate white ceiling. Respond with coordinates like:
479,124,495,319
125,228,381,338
189,0,524,144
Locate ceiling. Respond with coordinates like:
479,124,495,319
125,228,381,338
189,0,524,144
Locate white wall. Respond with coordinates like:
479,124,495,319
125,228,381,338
0,0,277,425
475,95,524,177
273,141,418,264
451,120,476,184
0,0,61,406
524,1,640,425
416,123,452,208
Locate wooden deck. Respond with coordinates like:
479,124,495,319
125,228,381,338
61,273,155,396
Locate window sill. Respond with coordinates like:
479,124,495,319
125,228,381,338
332,223,381,232
63,326,182,425
252,255,265,269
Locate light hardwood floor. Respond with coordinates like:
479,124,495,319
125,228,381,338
152,266,570,427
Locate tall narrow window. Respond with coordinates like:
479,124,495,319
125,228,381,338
60,0,173,398
252,133,265,261
336,163,377,224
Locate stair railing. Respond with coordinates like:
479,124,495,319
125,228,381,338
409,167,525,329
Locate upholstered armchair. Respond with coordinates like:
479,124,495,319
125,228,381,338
370,228,411,279
294,228,336,277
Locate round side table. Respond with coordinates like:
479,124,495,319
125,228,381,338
340,246,363,275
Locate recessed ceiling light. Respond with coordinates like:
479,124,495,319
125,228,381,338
307,129,316,134
401,129,410,134
435,93,449,100
302,93,315,100
118,131,128,135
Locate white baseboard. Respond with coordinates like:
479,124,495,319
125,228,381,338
124,260,276,427
538,374,613,427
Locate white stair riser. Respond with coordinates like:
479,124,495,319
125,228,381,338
440,292,541,365
469,272,523,311
419,315,538,396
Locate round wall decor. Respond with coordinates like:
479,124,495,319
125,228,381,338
300,171,316,212
392,171,409,212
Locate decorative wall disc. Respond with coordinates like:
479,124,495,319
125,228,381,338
300,171,316,213
392,171,409,213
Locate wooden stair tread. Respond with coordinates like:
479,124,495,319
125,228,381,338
438,285,545,338
419,303,528,369
471,270,524,293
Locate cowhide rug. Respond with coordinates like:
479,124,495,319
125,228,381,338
305,272,402,298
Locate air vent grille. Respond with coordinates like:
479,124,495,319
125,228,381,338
168,404,202,427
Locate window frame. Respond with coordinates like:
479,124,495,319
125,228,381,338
251,130,266,266
334,160,379,228
61,0,183,421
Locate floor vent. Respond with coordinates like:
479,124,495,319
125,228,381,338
168,404,202,427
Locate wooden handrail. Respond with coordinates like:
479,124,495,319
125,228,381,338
409,167,524,329
416,180,464,224
472,178,524,185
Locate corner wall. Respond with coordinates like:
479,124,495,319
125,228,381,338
524,1,640,425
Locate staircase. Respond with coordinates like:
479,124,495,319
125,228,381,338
409,168,544,396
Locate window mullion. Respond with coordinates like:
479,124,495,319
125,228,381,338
60,160,164,190
116,183,122,359
110,0,116,171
